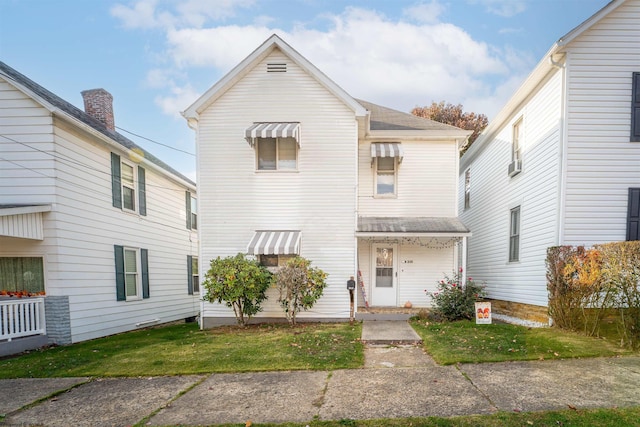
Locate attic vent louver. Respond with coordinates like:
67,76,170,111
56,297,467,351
267,63,287,73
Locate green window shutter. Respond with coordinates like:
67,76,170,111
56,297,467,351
114,245,125,301
187,255,193,295
141,248,150,299
111,153,122,208
632,72,640,142
186,191,192,229
627,188,640,241
138,166,147,216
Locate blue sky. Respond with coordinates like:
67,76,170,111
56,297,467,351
0,0,610,180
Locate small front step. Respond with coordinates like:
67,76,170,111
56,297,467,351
360,320,423,345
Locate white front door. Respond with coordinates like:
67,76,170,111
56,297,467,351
371,244,397,306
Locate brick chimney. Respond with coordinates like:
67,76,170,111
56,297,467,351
81,88,115,131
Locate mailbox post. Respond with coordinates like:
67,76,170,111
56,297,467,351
347,276,356,324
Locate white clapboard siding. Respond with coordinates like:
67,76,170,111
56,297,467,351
47,122,198,343
0,79,56,205
562,0,640,245
459,70,563,307
198,49,356,320
0,72,199,344
358,140,458,217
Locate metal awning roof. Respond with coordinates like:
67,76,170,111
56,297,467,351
371,143,403,162
247,230,301,255
245,122,301,147
356,216,470,237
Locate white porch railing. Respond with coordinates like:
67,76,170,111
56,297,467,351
0,297,46,341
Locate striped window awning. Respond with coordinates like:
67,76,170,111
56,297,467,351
371,142,403,162
247,230,301,255
245,122,301,147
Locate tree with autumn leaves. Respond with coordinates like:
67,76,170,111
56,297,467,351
412,101,488,156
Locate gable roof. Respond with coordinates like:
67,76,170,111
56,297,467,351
0,61,195,189
356,99,465,132
182,34,368,122
460,0,626,169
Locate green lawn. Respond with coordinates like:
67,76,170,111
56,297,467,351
225,406,640,427
0,322,363,378
410,318,630,365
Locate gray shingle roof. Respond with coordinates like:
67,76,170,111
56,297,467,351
358,216,470,234
356,99,464,132
0,61,195,187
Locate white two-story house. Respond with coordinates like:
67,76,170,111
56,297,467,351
459,0,640,323
183,35,471,326
0,62,199,354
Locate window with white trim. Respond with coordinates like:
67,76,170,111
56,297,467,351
257,137,297,171
192,256,200,293
121,162,136,211
114,245,149,301
464,169,471,210
512,119,522,164
509,206,521,262
375,157,396,196
124,248,140,299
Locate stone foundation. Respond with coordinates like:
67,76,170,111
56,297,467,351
488,299,550,324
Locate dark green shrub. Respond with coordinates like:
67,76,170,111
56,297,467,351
425,270,486,321
202,253,272,326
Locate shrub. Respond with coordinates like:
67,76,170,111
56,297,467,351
547,242,640,349
273,256,328,326
425,270,486,322
202,253,272,326
596,241,640,349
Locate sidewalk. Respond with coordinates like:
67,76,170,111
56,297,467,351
1,322,639,426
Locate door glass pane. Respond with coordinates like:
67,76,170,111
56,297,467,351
278,138,297,169
375,247,393,288
258,138,277,170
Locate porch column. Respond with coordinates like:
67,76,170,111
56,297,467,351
461,236,468,284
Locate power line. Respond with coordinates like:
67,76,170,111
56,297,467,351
0,134,193,193
115,126,195,156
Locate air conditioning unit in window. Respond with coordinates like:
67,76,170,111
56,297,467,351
508,159,522,177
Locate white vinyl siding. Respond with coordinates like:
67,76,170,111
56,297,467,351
360,140,458,217
357,242,455,308
197,48,356,320
0,72,199,343
459,69,562,307
561,1,640,245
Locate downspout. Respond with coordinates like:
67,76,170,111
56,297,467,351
549,52,568,247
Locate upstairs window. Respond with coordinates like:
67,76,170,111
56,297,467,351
111,153,146,215
121,163,136,211
376,157,396,196
512,119,522,163
257,137,297,171
464,169,471,210
186,191,197,230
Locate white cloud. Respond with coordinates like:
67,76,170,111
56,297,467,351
403,1,446,24
111,0,254,30
113,2,534,121
473,0,527,17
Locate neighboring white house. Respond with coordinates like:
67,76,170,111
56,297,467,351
459,0,640,323
0,62,200,354
183,35,471,326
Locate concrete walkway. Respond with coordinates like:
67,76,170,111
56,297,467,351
2,321,639,426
